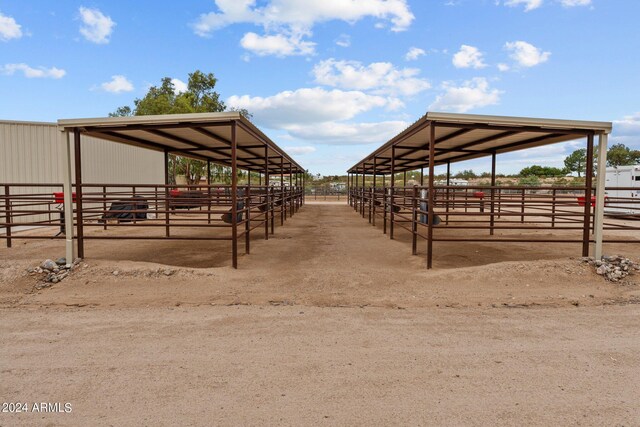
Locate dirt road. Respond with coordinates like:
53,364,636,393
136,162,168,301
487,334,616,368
1,305,638,426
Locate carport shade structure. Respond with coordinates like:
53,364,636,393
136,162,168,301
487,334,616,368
57,112,305,268
347,112,612,268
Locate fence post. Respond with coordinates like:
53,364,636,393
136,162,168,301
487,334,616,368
270,187,275,234
551,188,556,228
372,187,376,226
383,186,388,234
245,185,250,255
3,185,11,248
412,186,418,255
368,187,372,223
103,185,108,230
521,188,525,223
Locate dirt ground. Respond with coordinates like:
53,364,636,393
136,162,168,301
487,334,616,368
1,202,639,425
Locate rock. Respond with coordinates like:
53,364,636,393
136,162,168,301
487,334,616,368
41,259,57,270
35,267,42,273
65,264,72,269
55,257,66,266
113,270,120,276
26,267,35,273
51,277,59,284
596,266,606,275
163,269,174,276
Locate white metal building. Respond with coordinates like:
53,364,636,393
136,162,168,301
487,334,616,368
1,120,164,184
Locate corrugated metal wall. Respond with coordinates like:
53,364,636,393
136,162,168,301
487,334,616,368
1,121,165,232
0,120,164,184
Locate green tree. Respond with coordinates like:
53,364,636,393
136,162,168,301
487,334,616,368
454,169,477,179
111,70,252,185
519,165,567,177
564,149,587,177
606,143,640,167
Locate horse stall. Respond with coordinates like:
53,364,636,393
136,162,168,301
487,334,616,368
347,112,625,268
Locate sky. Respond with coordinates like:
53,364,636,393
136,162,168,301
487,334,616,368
1,0,639,176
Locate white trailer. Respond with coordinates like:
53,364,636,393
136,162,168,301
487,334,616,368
604,165,640,216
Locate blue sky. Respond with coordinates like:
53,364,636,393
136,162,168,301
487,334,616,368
1,0,639,176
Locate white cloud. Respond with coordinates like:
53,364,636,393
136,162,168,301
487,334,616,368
193,0,413,57
558,0,591,6
171,78,188,94
612,112,640,147
405,47,425,61
335,34,351,48
497,63,510,72
312,58,430,96
100,75,133,93
0,11,22,41
503,0,544,11
285,121,409,145
227,87,393,128
452,45,487,69
430,77,502,113
1,63,66,79
500,0,592,11
193,0,414,35
78,7,115,44
505,40,550,67
284,146,316,154
240,30,315,56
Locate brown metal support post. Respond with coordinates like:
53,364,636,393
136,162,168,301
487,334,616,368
390,147,395,239
383,174,387,234
280,158,284,225
3,185,11,248
446,161,450,225
420,167,424,186
521,189,525,223
207,161,211,224
164,150,170,237
264,146,269,240
361,171,365,218
372,159,377,226
412,185,418,255
490,151,496,236
427,123,436,269
103,186,107,230
289,165,293,217
354,173,359,211
582,133,595,257
348,173,351,206
231,121,238,269
403,171,407,186
551,189,556,228
245,184,250,255
74,129,84,259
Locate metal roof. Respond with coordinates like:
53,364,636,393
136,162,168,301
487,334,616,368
58,112,304,174
348,112,612,174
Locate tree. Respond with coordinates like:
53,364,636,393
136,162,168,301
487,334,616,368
454,169,477,179
110,70,250,185
564,149,587,177
606,143,640,167
519,165,567,177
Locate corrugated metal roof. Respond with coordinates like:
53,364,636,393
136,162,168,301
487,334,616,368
348,112,613,174
58,112,304,174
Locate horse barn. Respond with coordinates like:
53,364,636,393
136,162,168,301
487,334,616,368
1,112,305,268
347,112,639,268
